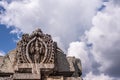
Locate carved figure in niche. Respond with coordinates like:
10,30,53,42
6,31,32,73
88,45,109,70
29,42,35,63
16,29,55,64
29,39,45,63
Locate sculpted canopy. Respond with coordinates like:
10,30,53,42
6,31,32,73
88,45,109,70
16,29,56,64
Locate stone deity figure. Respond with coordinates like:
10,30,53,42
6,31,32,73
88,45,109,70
29,39,44,63
34,39,41,63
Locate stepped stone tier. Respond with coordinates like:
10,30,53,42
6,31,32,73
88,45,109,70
0,29,82,80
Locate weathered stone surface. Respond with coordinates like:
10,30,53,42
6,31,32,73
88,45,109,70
47,76,63,80
64,77,82,80
0,56,4,66
0,28,82,80
13,73,41,79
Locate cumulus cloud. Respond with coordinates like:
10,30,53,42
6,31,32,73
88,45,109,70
67,0,120,79
67,41,101,76
86,1,120,77
67,41,94,76
0,0,102,50
67,41,93,75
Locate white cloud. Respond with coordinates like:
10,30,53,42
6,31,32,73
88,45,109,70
67,0,120,79
0,0,102,49
53,36,66,52
67,41,92,74
86,1,120,76
0,50,5,56
84,72,113,80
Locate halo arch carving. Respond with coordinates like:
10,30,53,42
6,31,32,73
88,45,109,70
16,29,55,64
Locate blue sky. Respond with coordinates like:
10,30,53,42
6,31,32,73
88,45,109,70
0,24,17,53
0,0,120,80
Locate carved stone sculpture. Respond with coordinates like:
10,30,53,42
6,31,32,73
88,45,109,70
0,28,82,80
16,29,55,64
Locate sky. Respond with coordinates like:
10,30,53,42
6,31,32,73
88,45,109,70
0,0,120,80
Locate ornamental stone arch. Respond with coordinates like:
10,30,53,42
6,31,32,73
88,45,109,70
16,28,55,64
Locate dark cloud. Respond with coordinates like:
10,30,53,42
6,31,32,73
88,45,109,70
112,0,120,5
103,49,120,78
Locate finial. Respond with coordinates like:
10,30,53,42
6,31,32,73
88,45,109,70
35,28,43,33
